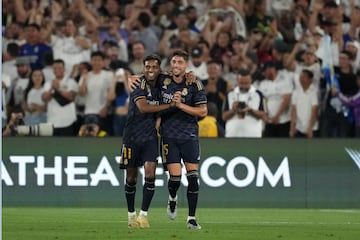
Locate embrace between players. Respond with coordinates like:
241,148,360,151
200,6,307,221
120,50,208,230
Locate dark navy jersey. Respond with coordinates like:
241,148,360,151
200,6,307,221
20,43,52,70
159,77,207,139
123,75,162,143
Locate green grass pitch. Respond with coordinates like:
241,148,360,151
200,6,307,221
3,207,360,240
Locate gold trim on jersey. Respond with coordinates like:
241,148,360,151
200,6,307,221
134,96,146,102
195,100,207,105
196,81,203,90
140,79,146,90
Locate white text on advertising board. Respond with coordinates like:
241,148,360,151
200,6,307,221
2,155,291,188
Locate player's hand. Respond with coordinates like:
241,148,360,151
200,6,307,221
128,75,141,92
172,91,182,104
185,71,196,85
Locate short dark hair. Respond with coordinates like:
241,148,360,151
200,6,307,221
53,59,65,66
91,51,106,59
239,68,251,77
143,54,162,65
198,38,210,49
207,59,223,69
171,50,189,61
26,23,41,31
138,12,151,28
132,40,145,48
7,43,19,57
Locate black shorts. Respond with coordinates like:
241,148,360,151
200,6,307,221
120,139,159,169
162,137,200,165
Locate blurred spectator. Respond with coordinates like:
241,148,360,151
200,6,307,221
222,70,266,138
293,45,322,92
209,31,232,64
22,69,47,125
159,9,199,56
2,0,16,28
70,61,92,131
345,40,360,73
132,12,159,55
2,21,26,52
223,54,247,88
6,57,31,117
78,114,107,137
321,50,357,137
97,15,130,57
108,68,129,137
2,73,11,128
258,61,293,137
185,5,200,33
42,51,55,83
289,70,319,138
42,59,79,136
203,60,232,127
50,19,91,77
103,40,129,71
187,46,209,81
129,41,147,74
2,42,19,81
2,112,23,137
197,38,212,63
19,23,53,70
246,0,275,34
78,51,114,133
331,71,360,137
155,0,180,29
198,102,225,138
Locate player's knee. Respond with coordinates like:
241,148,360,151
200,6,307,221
187,170,199,193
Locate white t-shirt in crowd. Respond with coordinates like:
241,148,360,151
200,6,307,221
79,70,114,115
44,77,79,128
27,87,46,106
291,86,319,133
12,78,29,106
294,63,321,91
258,70,293,123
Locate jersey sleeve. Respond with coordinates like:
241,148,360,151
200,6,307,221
193,80,207,105
131,78,147,103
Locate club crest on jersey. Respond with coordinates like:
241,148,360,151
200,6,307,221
182,88,188,96
163,78,171,89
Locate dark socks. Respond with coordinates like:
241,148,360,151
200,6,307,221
141,177,155,211
168,175,181,199
125,181,136,212
187,171,199,217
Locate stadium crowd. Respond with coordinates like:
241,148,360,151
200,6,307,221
2,0,360,138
